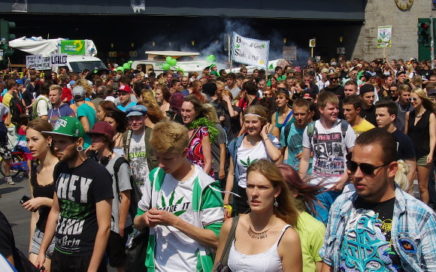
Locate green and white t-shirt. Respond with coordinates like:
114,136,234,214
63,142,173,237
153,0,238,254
137,165,224,272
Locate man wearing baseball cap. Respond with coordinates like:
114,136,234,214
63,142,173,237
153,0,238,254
117,85,136,112
36,116,113,272
88,121,133,271
123,105,157,190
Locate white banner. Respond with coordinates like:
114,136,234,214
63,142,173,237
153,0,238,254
232,32,269,68
26,54,67,70
377,25,392,48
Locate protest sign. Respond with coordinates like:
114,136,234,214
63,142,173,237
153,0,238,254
232,32,269,68
377,26,392,48
26,54,67,70
26,55,51,70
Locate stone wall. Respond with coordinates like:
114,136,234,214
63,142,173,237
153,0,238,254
352,0,436,60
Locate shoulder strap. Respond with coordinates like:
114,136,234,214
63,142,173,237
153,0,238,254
283,122,291,143
340,120,349,139
276,225,292,247
113,156,128,196
307,121,315,138
123,130,132,160
306,121,317,147
220,216,240,266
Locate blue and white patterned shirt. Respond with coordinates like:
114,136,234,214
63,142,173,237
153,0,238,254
320,186,436,271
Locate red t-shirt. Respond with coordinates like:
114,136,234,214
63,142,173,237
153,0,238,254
61,87,73,102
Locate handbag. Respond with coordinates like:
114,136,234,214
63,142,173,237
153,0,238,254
124,228,149,272
214,216,239,272
124,187,152,272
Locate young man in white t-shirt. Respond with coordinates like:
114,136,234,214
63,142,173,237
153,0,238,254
32,83,52,120
299,91,356,208
134,121,223,272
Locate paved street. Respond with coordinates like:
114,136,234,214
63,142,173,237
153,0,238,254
0,174,117,271
0,174,31,254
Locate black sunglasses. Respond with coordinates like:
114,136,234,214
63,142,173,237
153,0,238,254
347,160,389,175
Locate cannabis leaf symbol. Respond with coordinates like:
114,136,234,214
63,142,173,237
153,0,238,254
240,157,258,168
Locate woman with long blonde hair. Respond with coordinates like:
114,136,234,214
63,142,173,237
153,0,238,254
405,88,436,203
215,159,302,272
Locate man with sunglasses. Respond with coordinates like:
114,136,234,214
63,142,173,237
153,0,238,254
324,72,345,100
320,128,436,272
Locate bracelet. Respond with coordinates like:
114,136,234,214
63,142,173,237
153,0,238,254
263,137,269,141
224,204,232,214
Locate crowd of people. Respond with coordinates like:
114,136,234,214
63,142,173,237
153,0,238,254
0,55,435,272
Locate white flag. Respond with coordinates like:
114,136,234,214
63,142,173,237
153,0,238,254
232,32,269,68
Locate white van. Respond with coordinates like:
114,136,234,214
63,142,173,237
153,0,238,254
132,51,217,75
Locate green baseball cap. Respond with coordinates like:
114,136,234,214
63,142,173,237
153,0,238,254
43,116,85,138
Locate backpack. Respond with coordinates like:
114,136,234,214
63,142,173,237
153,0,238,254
306,119,349,147
113,156,140,220
9,96,26,126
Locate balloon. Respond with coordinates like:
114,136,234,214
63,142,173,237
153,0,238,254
166,56,172,63
116,67,124,72
123,63,130,70
169,58,177,67
162,63,171,71
176,67,184,73
206,55,216,62
128,60,133,64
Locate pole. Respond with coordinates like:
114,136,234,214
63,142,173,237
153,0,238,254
311,47,314,58
431,16,435,69
228,33,232,71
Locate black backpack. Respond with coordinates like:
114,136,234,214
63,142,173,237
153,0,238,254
9,96,26,125
113,156,140,219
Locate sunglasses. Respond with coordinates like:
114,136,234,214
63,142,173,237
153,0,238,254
347,160,389,175
408,97,418,102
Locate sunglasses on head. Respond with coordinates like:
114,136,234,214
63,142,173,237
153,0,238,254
346,160,389,175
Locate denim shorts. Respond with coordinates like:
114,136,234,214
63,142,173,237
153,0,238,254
29,228,55,258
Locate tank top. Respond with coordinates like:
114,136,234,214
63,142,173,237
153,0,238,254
275,110,293,129
407,109,431,158
228,224,291,272
31,162,55,232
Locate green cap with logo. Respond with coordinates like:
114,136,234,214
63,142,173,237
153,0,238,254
43,116,85,138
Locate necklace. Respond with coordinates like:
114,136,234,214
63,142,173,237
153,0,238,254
247,225,270,239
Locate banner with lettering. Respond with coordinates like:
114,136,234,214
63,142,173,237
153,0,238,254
26,54,67,70
232,32,269,68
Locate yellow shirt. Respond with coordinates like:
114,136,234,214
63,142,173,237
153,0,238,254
296,211,326,272
2,92,13,108
352,119,375,137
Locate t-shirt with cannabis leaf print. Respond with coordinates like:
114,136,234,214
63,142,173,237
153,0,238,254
149,166,223,271
236,137,280,188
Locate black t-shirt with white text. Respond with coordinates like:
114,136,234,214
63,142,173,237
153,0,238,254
53,159,113,256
